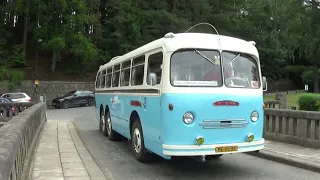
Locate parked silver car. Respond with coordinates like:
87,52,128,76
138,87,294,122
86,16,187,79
1,92,32,102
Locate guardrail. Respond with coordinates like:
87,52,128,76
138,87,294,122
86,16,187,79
0,102,47,180
264,108,320,149
264,100,280,109
0,102,36,128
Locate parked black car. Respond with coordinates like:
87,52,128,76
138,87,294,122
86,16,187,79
0,98,16,116
52,91,95,109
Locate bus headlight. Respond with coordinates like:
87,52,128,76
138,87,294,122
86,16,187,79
250,111,259,122
183,112,194,124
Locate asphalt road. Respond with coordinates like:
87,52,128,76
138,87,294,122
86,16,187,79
47,106,320,180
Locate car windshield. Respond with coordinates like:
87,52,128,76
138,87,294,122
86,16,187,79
0,98,12,103
222,51,260,89
170,49,222,87
63,91,76,97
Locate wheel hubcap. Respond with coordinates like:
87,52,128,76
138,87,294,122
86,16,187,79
101,115,106,131
133,128,141,153
106,116,111,135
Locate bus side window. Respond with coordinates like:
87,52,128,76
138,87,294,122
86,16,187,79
100,69,106,88
131,55,145,86
95,71,101,88
147,52,163,85
106,68,112,88
120,60,131,86
112,64,120,87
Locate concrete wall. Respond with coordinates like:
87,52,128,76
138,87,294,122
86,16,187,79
0,102,47,180
0,80,94,106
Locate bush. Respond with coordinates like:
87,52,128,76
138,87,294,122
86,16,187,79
298,93,320,111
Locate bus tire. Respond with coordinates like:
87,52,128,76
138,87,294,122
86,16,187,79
100,111,108,137
105,110,118,141
131,119,150,162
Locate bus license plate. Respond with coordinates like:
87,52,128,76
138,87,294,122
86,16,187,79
215,146,238,153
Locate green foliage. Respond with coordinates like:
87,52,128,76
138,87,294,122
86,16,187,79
298,93,320,111
45,37,66,52
70,34,98,62
44,37,66,72
1,0,320,83
285,65,310,73
301,70,314,85
8,45,25,67
0,38,24,84
9,70,23,85
0,66,10,80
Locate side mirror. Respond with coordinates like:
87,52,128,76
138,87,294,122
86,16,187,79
147,72,157,86
73,94,77,97
262,76,267,92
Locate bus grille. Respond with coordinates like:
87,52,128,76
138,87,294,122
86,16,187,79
199,119,248,129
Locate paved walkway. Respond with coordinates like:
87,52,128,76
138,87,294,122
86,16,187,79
249,140,320,172
31,120,106,180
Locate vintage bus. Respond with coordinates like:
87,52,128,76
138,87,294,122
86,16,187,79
94,28,267,162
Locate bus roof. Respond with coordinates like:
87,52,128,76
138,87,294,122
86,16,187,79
99,32,259,71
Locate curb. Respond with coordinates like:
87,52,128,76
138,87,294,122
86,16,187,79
246,150,320,173
71,121,116,180
67,121,109,180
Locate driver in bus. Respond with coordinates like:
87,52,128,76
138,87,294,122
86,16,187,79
203,59,232,81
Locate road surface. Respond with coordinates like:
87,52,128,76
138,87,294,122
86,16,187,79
47,106,320,180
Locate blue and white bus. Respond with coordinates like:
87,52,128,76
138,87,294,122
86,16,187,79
94,27,267,162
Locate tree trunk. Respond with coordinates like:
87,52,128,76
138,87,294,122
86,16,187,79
313,66,319,93
312,0,318,92
22,0,29,59
173,0,176,11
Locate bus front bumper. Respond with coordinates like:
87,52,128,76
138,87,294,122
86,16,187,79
162,139,264,156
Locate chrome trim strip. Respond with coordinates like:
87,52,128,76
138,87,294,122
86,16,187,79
199,119,248,129
163,139,265,150
163,145,264,156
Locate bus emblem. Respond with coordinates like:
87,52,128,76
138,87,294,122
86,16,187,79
213,100,239,106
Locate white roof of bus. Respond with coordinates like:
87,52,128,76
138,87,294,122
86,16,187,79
99,32,259,71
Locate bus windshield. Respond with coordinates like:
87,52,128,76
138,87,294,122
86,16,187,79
222,51,260,89
170,49,223,87
170,49,260,88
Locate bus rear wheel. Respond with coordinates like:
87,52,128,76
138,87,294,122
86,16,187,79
105,110,119,141
131,120,150,162
100,111,108,137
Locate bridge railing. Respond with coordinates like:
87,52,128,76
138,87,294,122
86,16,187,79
0,102,47,180
264,100,280,109
264,108,320,149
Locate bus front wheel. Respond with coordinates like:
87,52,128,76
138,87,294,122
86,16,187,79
131,120,150,162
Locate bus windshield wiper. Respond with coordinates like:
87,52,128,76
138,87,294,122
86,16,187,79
229,53,241,64
195,50,216,65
